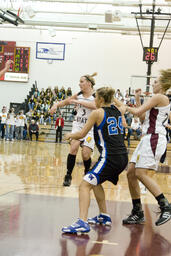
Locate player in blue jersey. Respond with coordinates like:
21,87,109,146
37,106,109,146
61,87,128,234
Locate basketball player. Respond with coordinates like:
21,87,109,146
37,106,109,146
0,60,13,78
122,69,171,226
50,73,97,186
62,87,128,233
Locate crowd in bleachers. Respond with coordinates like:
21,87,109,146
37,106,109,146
0,85,73,142
27,86,73,124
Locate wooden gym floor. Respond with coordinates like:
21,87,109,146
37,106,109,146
0,140,170,256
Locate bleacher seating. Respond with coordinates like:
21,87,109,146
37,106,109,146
34,105,74,142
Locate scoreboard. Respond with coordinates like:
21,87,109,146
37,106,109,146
14,47,30,73
0,41,30,82
143,47,158,62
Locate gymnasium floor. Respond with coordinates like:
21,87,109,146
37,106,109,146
0,141,170,256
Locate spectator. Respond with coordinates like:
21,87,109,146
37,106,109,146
33,91,39,101
55,114,64,143
5,108,15,141
131,116,141,138
32,110,40,122
130,95,136,105
23,123,28,140
44,112,51,125
29,120,39,141
28,95,35,110
127,116,142,147
124,111,133,126
61,86,66,97
15,110,26,140
45,92,51,102
0,107,7,139
39,112,44,124
53,86,59,96
69,105,77,121
40,88,45,100
115,89,123,100
43,101,50,113
66,87,72,97
45,87,52,97
124,93,130,105
33,87,40,97
15,115,20,140
34,102,41,113
26,109,34,122
57,90,65,101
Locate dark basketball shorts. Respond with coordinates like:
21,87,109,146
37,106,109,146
84,153,128,185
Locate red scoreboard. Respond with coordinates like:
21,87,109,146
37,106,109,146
0,41,30,82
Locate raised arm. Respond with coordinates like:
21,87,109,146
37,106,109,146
126,94,164,117
134,89,145,123
117,104,127,127
65,110,99,140
113,97,124,107
0,60,13,78
70,99,96,110
50,94,77,114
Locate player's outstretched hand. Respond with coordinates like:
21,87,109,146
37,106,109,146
49,104,57,115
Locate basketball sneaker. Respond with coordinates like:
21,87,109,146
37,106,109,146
88,213,112,226
62,219,90,234
122,210,145,224
63,174,72,186
155,204,171,226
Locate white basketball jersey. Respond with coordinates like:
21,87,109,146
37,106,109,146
142,104,170,136
74,93,95,127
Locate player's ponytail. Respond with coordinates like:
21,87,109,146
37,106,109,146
159,69,171,92
84,72,97,87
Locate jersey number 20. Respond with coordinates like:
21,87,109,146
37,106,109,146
107,116,124,135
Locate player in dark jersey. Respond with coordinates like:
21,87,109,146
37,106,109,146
61,87,128,234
